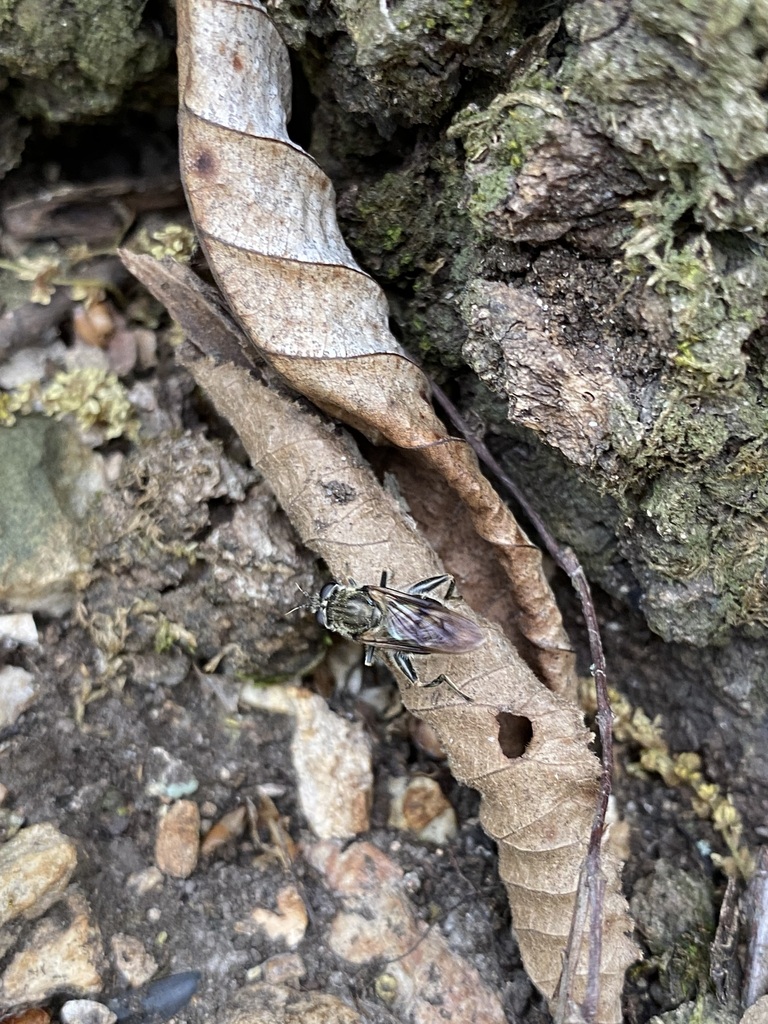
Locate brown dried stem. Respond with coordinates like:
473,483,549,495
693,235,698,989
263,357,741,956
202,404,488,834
431,383,614,1023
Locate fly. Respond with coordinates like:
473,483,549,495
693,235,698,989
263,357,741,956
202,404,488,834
313,571,484,682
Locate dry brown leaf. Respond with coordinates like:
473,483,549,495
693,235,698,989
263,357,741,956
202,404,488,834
119,248,636,1022
176,0,575,701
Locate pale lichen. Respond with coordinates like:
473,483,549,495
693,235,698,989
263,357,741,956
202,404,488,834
0,369,138,441
605,684,754,879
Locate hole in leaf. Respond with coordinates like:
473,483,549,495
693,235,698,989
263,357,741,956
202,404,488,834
497,713,533,760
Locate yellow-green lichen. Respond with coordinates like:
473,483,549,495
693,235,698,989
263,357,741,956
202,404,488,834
0,250,128,306
0,369,138,441
582,681,754,879
132,223,197,263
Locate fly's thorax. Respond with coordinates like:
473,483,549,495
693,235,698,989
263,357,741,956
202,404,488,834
322,585,382,639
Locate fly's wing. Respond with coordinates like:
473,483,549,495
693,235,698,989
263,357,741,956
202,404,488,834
360,588,484,654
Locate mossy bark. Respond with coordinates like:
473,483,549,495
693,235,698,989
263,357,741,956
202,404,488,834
269,0,768,653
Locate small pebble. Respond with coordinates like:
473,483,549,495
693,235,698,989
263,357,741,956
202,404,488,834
126,866,164,896
154,800,200,878
143,748,198,801
0,822,77,928
110,932,158,987
60,999,117,1024
0,1009,51,1024
240,683,372,840
0,666,38,729
388,776,457,844
0,893,105,1004
0,613,39,646
236,885,308,949
252,951,306,986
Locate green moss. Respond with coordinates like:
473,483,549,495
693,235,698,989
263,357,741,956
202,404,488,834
154,615,197,655
0,0,169,122
448,83,559,233
564,0,768,383
564,0,768,189
339,151,474,368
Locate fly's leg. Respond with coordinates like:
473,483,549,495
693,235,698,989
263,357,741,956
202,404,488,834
366,642,417,682
421,673,472,701
392,650,418,683
407,574,456,601
379,572,456,601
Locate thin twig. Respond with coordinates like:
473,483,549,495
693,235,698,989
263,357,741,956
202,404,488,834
431,383,613,1023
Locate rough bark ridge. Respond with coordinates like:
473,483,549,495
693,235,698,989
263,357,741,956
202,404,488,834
389,0,768,650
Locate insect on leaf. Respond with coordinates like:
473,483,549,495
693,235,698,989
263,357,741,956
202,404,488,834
176,0,576,702
121,249,638,1023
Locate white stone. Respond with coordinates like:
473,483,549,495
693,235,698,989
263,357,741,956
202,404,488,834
0,666,37,729
60,999,117,1024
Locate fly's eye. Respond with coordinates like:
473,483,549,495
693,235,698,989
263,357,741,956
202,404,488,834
316,583,337,627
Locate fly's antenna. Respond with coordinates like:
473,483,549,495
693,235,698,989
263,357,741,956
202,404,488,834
285,581,314,618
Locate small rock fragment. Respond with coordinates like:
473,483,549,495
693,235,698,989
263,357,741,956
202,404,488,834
388,776,457,844
218,983,362,1024
0,1009,51,1024
308,840,507,1024
110,932,158,987
126,865,164,896
60,999,117,1024
72,301,115,349
0,417,105,613
154,800,200,878
250,951,306,986
0,822,77,928
0,612,39,645
0,893,105,1004
237,885,308,949
743,996,768,1023
409,718,445,759
240,684,372,840
126,652,190,688
0,343,68,389
0,666,38,728
144,747,199,800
